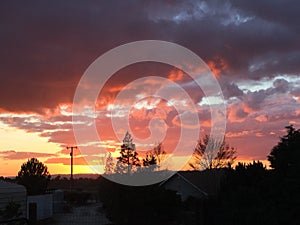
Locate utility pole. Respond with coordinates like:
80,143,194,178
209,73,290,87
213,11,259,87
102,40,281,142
67,146,77,192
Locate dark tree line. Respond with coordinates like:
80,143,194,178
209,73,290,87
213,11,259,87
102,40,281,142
105,132,236,174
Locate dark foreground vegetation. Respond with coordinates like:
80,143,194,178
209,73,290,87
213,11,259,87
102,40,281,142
96,165,300,225
215,164,300,225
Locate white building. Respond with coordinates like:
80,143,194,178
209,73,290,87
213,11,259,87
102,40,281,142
0,180,27,218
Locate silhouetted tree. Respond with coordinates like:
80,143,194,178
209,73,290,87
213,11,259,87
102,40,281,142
246,160,266,170
233,160,267,186
104,152,115,174
268,124,300,175
235,162,246,171
116,132,140,174
16,158,51,195
142,152,157,171
235,160,266,171
142,142,166,171
152,142,166,167
190,135,236,170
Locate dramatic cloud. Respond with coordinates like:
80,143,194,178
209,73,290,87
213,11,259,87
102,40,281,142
0,0,299,169
1,0,299,112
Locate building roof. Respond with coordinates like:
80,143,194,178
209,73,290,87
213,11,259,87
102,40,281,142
0,180,26,194
161,170,226,197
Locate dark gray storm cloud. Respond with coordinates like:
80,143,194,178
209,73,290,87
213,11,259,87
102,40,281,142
0,0,299,113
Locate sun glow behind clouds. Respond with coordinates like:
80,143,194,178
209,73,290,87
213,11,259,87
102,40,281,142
0,121,63,176
0,121,60,152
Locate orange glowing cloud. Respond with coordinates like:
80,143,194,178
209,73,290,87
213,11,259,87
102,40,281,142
226,131,249,138
207,56,228,77
109,85,125,93
243,105,255,114
168,70,184,81
228,104,248,123
255,132,264,137
200,120,211,127
45,156,88,165
255,115,268,122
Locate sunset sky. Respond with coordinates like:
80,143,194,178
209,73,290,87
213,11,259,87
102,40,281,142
0,1,299,176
